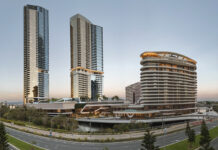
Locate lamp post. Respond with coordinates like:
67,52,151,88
0,104,1,123
50,117,54,137
162,114,166,150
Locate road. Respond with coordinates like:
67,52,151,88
211,137,218,150
6,120,218,150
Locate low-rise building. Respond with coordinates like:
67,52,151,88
125,82,141,104
27,102,76,116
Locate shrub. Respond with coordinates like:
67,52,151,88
33,117,43,126
14,121,25,126
105,128,113,133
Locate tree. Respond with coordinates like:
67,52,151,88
80,96,90,102
102,95,108,100
0,105,9,118
187,129,195,149
199,120,214,150
213,105,218,113
185,121,191,136
112,96,119,100
0,122,9,150
96,94,101,99
50,98,59,102
141,128,159,150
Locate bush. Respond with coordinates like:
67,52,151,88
75,103,86,110
213,105,218,113
105,128,113,133
0,118,11,123
33,117,43,126
51,115,78,131
42,116,51,127
0,105,10,118
113,123,148,133
14,121,25,126
1,106,79,132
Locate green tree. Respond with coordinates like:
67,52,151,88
96,94,101,100
102,95,108,100
0,105,9,118
0,122,9,150
141,128,159,150
112,96,119,100
213,105,218,113
80,96,90,102
199,120,214,150
50,98,59,102
187,129,195,149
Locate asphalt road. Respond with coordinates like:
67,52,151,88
211,137,218,150
6,120,218,150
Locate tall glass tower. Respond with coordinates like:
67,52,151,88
70,14,103,101
91,25,103,100
24,5,49,104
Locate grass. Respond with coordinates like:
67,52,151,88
160,126,218,150
8,134,44,150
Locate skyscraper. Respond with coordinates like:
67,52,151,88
24,5,49,104
91,25,103,100
70,14,103,100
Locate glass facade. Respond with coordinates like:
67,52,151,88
70,14,104,101
24,5,49,104
91,25,104,99
91,25,103,72
70,14,92,99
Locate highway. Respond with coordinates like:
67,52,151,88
6,120,218,150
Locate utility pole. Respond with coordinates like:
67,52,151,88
50,117,53,136
0,104,1,123
89,120,92,139
162,114,166,150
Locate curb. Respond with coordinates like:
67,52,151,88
8,143,20,150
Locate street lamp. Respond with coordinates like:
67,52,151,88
50,117,54,136
162,114,166,150
0,104,1,123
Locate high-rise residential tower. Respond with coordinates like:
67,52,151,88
91,25,103,100
70,14,103,100
24,5,49,104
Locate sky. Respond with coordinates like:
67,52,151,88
0,0,218,102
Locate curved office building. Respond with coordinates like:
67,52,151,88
140,52,197,116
